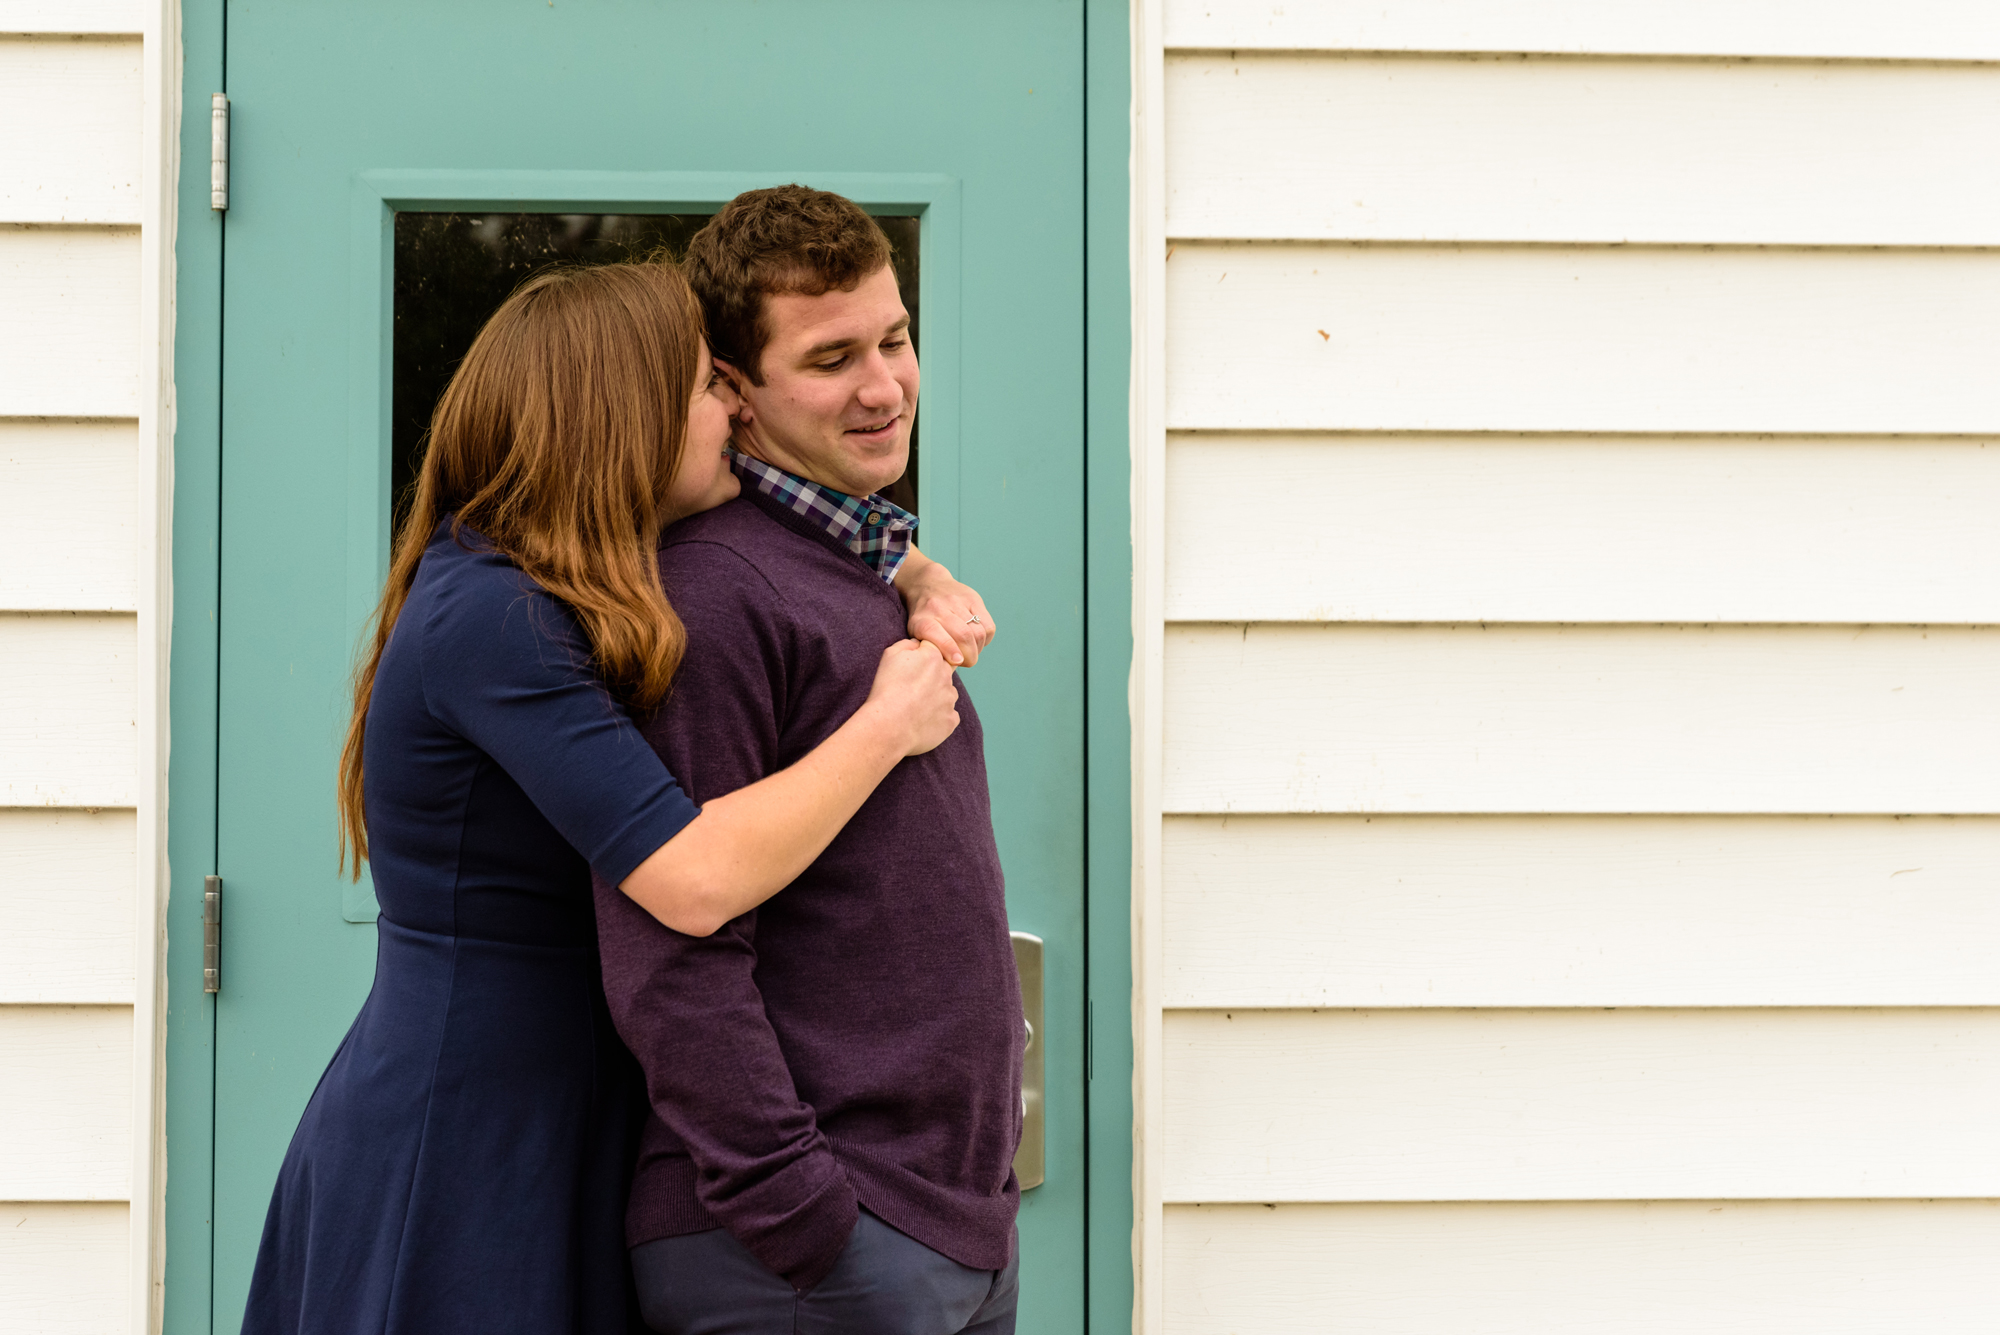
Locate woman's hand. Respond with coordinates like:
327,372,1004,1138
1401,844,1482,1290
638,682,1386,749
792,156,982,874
895,547,996,667
858,639,961,756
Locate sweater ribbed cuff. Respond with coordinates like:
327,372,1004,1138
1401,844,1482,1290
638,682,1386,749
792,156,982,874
749,1169,859,1293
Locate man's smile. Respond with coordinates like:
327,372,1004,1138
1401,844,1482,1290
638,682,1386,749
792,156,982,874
845,414,902,442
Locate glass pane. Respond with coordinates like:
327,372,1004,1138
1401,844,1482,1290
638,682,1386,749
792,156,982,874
392,211,922,527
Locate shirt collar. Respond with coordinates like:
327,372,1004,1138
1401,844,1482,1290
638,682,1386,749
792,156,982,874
728,449,918,586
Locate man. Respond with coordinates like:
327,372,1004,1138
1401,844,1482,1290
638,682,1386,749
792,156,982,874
594,185,1024,1335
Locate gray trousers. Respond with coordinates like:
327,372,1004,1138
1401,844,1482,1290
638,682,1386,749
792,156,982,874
631,1210,1019,1335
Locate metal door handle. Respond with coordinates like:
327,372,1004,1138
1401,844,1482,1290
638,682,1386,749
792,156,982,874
1011,931,1044,1190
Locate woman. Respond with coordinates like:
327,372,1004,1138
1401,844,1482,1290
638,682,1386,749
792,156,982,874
241,261,992,1334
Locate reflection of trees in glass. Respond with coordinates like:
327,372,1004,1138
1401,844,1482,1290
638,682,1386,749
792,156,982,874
392,212,922,528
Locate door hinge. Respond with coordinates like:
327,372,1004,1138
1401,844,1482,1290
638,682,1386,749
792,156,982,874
203,875,223,993
210,94,229,211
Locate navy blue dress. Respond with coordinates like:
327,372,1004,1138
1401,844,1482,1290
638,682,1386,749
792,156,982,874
242,521,699,1335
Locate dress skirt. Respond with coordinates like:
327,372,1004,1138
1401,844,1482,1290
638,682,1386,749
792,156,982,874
241,916,647,1335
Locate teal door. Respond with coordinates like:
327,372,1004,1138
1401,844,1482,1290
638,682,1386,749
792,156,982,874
213,4,1086,1330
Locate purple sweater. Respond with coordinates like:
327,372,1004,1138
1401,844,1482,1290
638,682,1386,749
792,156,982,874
594,491,1023,1292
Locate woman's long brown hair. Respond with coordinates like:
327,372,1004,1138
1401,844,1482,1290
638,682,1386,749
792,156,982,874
338,261,703,876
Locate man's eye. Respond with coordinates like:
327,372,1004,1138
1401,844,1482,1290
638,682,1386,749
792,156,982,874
815,356,848,371
882,339,908,353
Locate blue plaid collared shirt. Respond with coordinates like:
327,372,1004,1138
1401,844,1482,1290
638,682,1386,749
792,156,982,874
729,449,918,586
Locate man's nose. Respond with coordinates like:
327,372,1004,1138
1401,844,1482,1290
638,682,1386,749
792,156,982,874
853,351,903,411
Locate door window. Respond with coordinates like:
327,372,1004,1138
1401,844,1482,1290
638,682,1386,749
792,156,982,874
392,211,922,523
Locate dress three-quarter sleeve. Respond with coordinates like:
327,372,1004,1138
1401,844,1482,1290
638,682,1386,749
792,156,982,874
418,552,699,887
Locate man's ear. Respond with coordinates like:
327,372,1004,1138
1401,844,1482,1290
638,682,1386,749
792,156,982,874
711,356,753,425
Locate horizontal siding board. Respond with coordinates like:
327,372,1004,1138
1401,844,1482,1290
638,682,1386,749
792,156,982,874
1163,814,2000,1007
0,809,135,1004
1165,243,2000,434
1163,1007,2000,1200
1166,54,2000,245
1162,0,2000,61
0,613,136,807
0,1,139,33
1163,624,2000,814
0,226,138,417
1164,1200,2000,1335
1165,434,2000,624
0,1204,128,1335
0,419,137,611
0,1006,131,1199
0,37,140,224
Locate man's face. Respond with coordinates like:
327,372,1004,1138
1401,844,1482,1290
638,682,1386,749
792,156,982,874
723,264,919,497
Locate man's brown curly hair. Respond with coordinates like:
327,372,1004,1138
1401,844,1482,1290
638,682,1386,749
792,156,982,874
683,184,893,386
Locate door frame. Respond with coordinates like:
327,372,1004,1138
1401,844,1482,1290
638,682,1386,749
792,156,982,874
1080,0,1135,1329
163,2,224,1332
162,2,1133,1329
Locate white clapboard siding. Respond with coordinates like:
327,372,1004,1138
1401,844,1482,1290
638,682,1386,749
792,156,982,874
0,809,136,1004
0,1006,132,1199
0,225,138,418
0,38,140,224
1143,9,2000,1335
0,0,138,34
1165,243,2000,434
0,419,137,611
1162,0,2000,62
1163,814,2000,1008
1164,435,2000,624
1163,1007,2000,1201
1164,1200,2000,1335
1163,624,2000,814
0,1204,128,1335
1166,54,2000,246
0,613,137,808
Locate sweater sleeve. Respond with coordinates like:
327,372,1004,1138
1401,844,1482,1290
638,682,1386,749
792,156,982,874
594,540,859,1291
419,553,699,887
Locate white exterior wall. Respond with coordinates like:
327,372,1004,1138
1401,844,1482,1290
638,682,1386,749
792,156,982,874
1131,4,2000,1331
0,2,174,1332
